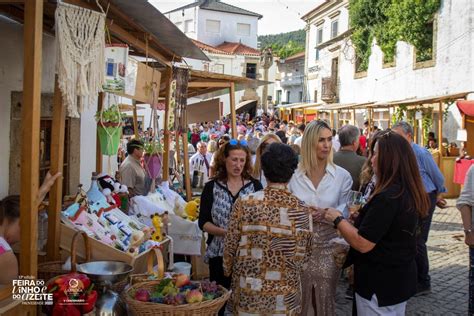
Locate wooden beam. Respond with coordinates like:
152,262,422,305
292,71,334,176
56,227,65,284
438,102,443,157
47,77,66,261
230,83,237,138
187,81,231,88
132,100,139,138
20,0,43,278
96,92,104,173
182,133,192,201
162,68,173,182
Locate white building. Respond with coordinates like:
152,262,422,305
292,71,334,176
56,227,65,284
302,0,474,138
164,0,262,49
165,0,277,116
274,52,306,106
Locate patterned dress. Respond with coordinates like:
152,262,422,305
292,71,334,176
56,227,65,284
223,186,313,315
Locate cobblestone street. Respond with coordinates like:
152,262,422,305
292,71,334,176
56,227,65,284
335,200,470,315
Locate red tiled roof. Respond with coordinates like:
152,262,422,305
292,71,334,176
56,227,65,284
284,51,305,61
191,39,231,55
215,41,261,56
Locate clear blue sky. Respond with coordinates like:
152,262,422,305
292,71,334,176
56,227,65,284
150,0,322,35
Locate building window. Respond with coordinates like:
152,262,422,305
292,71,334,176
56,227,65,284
314,90,318,102
212,63,224,74
237,23,251,36
316,26,323,60
299,91,303,102
276,90,282,104
331,20,338,39
206,19,220,33
415,20,436,64
286,91,291,103
184,20,193,33
245,63,257,79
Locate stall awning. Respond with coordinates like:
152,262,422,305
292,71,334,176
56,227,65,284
370,91,473,108
457,100,474,116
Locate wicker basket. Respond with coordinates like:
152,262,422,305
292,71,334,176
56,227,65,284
38,231,91,281
112,247,165,293
124,280,231,316
129,247,165,285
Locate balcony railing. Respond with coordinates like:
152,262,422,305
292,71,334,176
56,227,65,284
321,76,338,103
280,74,304,86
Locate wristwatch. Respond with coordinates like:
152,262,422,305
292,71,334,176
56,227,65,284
333,216,345,229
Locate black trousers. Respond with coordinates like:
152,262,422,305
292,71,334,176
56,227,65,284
415,192,438,288
209,256,231,316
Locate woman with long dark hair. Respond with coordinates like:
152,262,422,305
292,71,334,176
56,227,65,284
324,130,430,315
198,140,262,290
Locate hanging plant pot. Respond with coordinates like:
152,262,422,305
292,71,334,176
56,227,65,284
144,153,162,180
97,123,122,156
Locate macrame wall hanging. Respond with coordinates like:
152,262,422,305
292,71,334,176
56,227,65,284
172,66,190,134
55,2,105,117
144,105,163,192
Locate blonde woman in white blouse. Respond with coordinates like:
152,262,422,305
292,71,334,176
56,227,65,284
288,120,352,316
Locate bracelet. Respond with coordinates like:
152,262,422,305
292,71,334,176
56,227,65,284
333,216,344,229
464,228,473,234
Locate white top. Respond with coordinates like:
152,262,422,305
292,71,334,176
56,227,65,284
294,135,303,147
332,135,341,152
190,152,213,184
456,165,474,227
288,163,352,217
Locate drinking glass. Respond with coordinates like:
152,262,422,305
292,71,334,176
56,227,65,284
347,190,363,214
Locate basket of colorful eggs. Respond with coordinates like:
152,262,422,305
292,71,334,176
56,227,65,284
124,274,231,316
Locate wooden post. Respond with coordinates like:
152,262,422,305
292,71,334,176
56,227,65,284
162,68,173,182
329,110,334,128
132,100,139,138
352,109,356,125
47,77,66,261
388,107,391,128
229,82,237,138
20,0,43,278
439,102,443,157
96,92,104,173
182,133,192,201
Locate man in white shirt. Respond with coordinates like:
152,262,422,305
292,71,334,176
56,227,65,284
189,142,213,187
294,123,306,147
332,129,341,152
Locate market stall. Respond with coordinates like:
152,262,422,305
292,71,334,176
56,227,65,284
453,100,474,185
0,0,228,314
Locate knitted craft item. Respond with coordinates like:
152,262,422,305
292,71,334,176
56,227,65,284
55,3,105,117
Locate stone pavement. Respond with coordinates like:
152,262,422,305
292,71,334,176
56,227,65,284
335,200,470,315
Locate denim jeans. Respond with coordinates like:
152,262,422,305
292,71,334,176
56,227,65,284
416,192,438,288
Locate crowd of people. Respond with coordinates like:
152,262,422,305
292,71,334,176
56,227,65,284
192,111,463,316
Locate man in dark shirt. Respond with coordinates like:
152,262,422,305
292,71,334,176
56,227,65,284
333,125,367,191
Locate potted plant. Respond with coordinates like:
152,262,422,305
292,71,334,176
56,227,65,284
96,104,122,156
143,138,164,183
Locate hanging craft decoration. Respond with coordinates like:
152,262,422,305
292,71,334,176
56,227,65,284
144,105,164,192
95,98,122,156
55,2,105,118
172,66,190,134
103,44,129,94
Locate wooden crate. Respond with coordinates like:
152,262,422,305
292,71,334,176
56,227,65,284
60,223,162,274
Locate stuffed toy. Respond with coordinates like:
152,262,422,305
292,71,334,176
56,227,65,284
127,231,145,256
151,213,164,242
184,198,200,221
98,174,128,206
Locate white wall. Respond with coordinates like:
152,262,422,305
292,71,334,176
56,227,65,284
166,7,198,40
274,58,305,105
0,17,56,198
340,0,473,104
197,9,258,48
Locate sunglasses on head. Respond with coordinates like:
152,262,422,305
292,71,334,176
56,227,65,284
229,139,248,146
